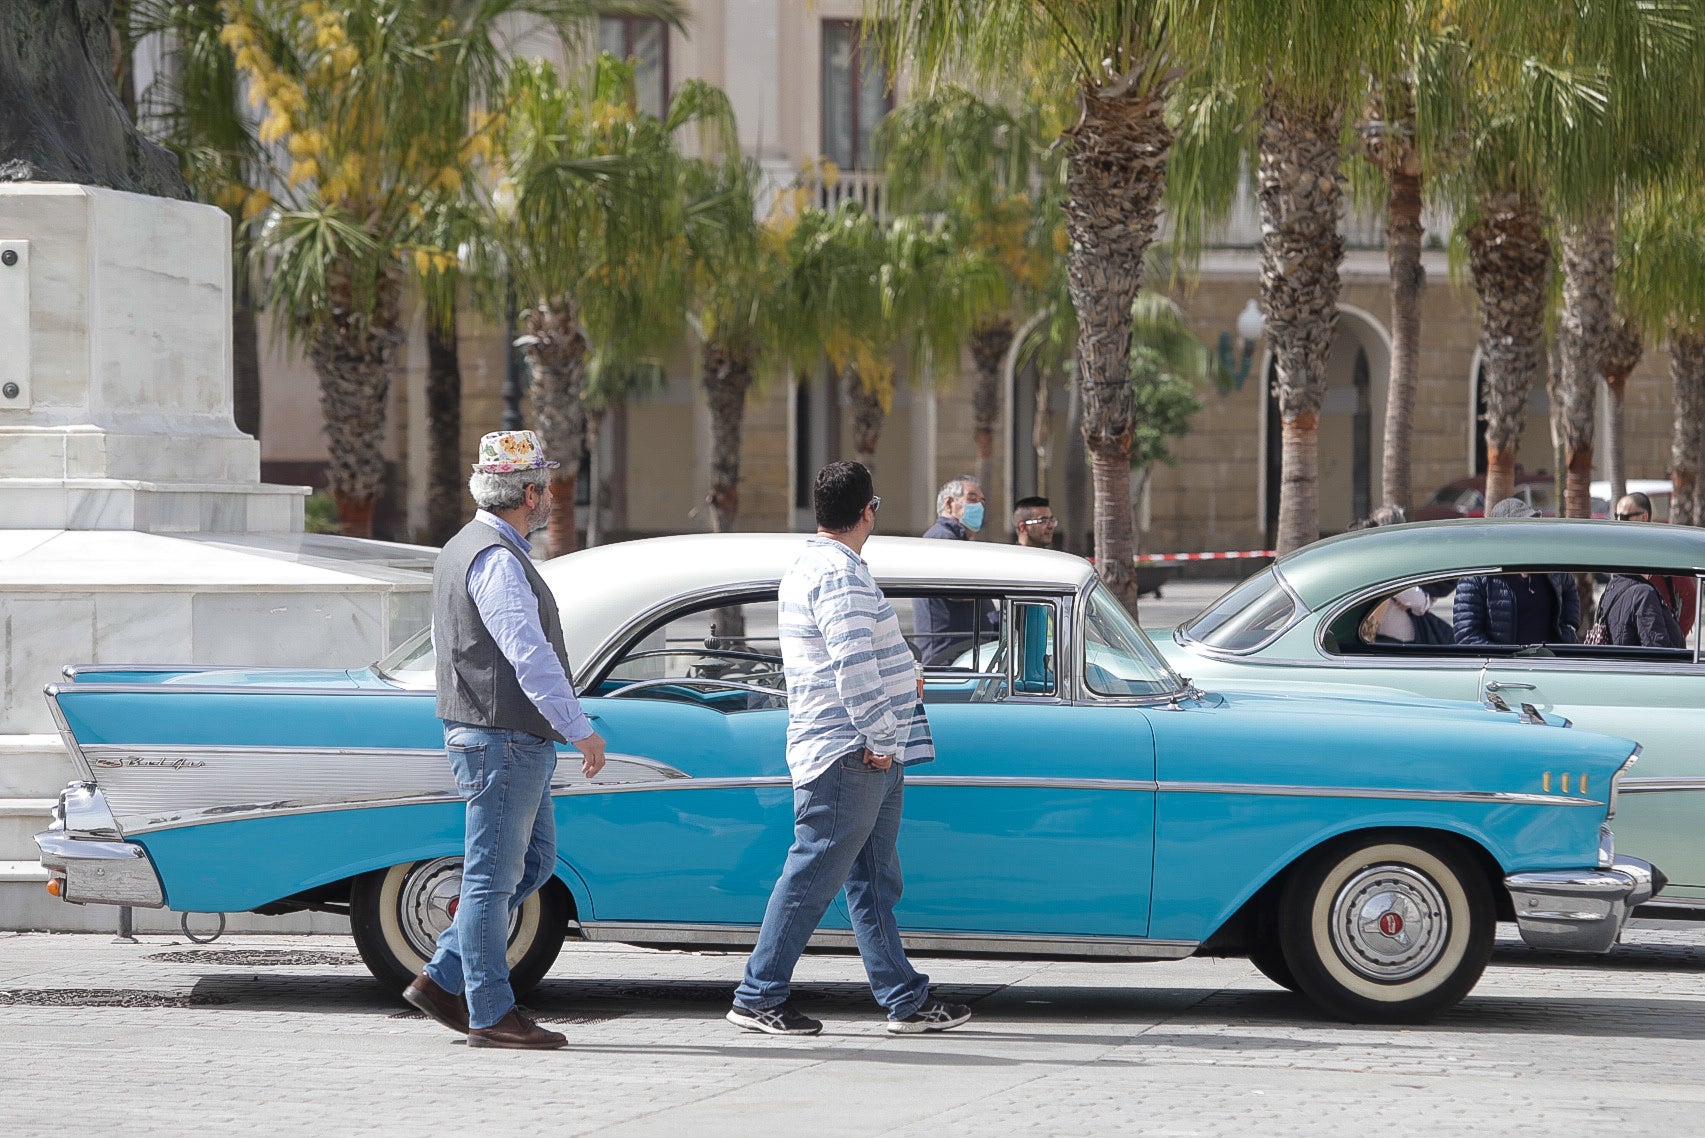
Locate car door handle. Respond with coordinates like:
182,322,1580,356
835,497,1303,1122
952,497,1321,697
1486,681,1536,692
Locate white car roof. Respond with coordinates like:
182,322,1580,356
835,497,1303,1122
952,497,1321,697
538,533,1095,657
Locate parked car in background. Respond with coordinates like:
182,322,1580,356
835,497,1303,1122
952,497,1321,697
1159,517,1701,915
36,534,1655,1023
1413,472,1558,520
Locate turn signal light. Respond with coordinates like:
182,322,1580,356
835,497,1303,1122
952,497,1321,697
45,878,62,897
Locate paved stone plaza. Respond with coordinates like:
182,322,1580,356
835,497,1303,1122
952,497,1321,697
2,922,1702,1136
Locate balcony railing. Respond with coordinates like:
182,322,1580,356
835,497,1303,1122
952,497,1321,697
810,168,886,219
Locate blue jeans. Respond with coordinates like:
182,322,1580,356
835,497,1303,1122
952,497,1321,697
734,752,929,1020
423,722,557,1030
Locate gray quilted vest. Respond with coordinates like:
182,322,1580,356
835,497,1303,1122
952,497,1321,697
433,518,573,743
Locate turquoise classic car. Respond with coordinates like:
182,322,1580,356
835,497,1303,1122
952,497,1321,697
35,534,1656,1023
1160,517,1703,912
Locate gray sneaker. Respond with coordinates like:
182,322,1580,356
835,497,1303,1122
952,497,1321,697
887,999,972,1034
726,1002,823,1036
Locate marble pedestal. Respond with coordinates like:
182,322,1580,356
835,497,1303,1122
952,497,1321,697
0,185,434,931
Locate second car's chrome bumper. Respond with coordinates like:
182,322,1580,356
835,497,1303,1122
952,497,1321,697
1504,857,1658,953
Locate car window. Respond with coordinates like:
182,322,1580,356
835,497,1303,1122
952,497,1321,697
896,593,1003,671
1083,584,1179,698
1329,568,1699,661
603,598,786,707
1010,600,1057,697
1181,569,1301,652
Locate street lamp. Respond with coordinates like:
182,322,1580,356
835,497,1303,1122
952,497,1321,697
1216,298,1265,392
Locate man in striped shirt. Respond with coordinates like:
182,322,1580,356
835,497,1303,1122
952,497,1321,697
727,461,971,1037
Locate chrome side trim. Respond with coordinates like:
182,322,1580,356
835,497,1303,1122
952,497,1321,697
907,775,1160,792
577,921,1199,959
1157,781,1604,807
1617,777,1705,793
78,744,692,834
42,687,96,783
1506,856,1657,953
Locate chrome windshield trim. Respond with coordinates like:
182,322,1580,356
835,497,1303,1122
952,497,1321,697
577,921,1199,959
1158,781,1603,807
51,682,435,698
1175,567,1310,659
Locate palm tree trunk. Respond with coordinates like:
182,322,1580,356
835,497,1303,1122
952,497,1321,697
1259,90,1345,555
424,289,463,546
1467,192,1552,507
1669,330,1705,526
1601,318,1642,504
1379,140,1423,513
703,339,757,534
309,268,403,539
969,316,1014,500
518,295,588,558
1557,214,1617,518
584,405,604,548
847,369,886,476
1061,79,1172,614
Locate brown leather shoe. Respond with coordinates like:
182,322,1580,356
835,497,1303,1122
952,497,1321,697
402,971,469,1035
467,1007,567,1050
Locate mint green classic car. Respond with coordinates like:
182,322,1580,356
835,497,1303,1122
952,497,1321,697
1158,518,1704,911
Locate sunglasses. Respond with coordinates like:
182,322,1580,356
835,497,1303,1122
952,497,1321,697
1022,517,1058,527
1615,511,1648,521
868,496,881,513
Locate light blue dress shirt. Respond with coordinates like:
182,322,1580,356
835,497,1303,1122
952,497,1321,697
463,510,595,743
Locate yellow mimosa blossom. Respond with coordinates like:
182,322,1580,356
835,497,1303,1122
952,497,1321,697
413,249,433,276
287,158,321,187
241,189,273,221
258,114,291,146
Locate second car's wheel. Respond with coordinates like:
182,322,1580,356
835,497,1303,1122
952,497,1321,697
349,858,570,998
1277,834,1493,1023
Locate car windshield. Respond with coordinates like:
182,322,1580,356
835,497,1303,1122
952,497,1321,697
1081,585,1181,698
1180,568,1301,652
375,626,435,688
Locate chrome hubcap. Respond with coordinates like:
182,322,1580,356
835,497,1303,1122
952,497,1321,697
1330,864,1449,982
396,857,520,959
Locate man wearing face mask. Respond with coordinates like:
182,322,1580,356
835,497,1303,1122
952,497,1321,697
914,476,1000,665
408,431,607,1050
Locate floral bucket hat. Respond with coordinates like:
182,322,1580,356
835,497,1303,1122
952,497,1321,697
473,430,559,473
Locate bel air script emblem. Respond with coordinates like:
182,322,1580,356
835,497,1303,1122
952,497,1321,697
94,755,207,770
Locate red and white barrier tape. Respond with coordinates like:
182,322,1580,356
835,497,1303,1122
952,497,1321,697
1134,550,1275,563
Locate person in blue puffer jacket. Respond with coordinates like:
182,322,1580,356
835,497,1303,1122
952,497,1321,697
1452,498,1581,645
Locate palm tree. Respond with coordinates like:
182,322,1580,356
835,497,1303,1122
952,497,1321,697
217,0,594,536
1548,7,1699,518
871,1,1176,609
1619,183,1705,526
878,87,1059,504
497,54,698,556
1127,294,1210,541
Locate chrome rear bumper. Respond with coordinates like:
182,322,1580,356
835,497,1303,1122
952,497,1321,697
1504,856,1658,953
34,782,165,908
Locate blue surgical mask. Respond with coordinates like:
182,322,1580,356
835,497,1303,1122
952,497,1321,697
961,502,984,532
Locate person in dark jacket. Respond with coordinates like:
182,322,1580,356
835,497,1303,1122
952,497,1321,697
1453,498,1581,645
914,477,999,665
1596,573,1688,648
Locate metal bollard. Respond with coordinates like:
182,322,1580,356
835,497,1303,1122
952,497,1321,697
113,905,138,944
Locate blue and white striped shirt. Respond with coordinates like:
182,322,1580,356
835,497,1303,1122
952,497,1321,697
779,536,934,787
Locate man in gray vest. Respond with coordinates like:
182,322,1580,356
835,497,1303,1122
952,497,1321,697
403,430,606,1050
